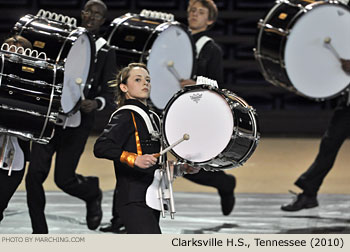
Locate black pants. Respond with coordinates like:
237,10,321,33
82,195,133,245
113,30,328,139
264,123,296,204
295,106,350,196
110,187,120,224
110,169,235,222
118,202,161,234
0,169,25,222
184,169,235,193
25,117,100,233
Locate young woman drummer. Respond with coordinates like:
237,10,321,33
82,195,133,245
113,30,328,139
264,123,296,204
94,63,198,233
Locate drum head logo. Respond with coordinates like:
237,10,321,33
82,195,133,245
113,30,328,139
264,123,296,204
190,93,203,103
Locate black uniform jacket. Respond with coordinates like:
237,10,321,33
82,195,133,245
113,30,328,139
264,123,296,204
80,41,117,128
193,30,224,87
86,42,116,105
94,99,161,207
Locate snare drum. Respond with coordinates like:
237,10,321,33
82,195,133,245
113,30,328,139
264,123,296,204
255,0,350,100
0,49,62,143
162,85,260,170
13,13,95,113
106,12,195,109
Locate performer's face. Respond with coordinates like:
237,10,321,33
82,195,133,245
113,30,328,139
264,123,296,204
81,3,105,35
187,1,213,34
120,67,151,104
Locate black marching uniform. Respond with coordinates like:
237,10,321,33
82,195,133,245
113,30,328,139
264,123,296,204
102,31,234,231
294,94,350,196
281,0,350,210
192,30,224,86
0,139,29,222
25,39,117,233
94,99,162,234
183,30,236,215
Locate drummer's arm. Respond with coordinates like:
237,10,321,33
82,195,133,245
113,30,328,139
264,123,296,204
81,48,118,114
81,99,98,113
94,112,133,160
340,58,350,74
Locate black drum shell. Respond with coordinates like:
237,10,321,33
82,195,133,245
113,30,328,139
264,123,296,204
0,51,62,142
13,14,75,65
12,14,96,114
105,13,195,73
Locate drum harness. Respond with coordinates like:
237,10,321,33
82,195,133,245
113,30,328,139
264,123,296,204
113,105,179,219
195,35,212,59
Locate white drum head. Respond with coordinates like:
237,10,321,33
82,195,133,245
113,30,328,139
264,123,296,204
164,89,234,163
148,25,194,109
285,4,350,99
61,33,92,113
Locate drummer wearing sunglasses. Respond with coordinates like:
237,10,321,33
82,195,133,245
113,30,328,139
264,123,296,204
81,0,106,38
80,0,108,113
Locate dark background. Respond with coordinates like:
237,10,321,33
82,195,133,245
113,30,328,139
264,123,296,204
0,0,338,136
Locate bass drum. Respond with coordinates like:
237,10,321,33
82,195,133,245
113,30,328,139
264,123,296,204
13,11,95,114
106,11,195,110
162,85,260,170
0,48,62,143
255,0,350,100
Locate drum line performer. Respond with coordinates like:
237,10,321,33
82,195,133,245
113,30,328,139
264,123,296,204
180,0,236,216
0,36,32,223
99,0,237,233
25,0,117,233
94,62,199,234
281,61,350,211
281,0,350,211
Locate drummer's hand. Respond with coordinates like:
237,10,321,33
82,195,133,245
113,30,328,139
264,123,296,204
340,58,350,74
180,79,196,88
80,99,98,113
181,163,200,174
135,154,158,169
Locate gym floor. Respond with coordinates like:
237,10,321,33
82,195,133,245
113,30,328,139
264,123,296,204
1,136,350,234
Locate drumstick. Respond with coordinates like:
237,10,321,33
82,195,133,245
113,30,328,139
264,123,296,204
75,77,85,101
167,61,182,81
324,37,341,60
153,134,190,158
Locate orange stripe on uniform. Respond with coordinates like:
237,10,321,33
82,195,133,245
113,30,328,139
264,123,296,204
131,112,142,156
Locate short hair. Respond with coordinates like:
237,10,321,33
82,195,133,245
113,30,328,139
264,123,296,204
84,0,107,16
187,0,218,23
4,35,32,49
110,63,149,107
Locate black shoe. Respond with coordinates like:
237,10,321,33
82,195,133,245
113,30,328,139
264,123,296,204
99,220,126,234
218,175,236,216
281,192,318,212
86,190,103,230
